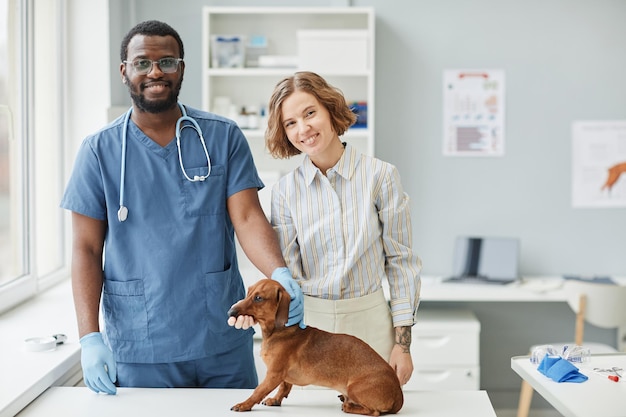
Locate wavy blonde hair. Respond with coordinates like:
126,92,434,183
265,71,357,159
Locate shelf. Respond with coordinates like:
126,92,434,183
202,5,375,177
205,68,372,77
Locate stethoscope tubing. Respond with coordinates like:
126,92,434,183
176,113,211,182
118,102,211,222
118,109,131,222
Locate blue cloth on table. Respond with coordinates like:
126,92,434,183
537,355,588,383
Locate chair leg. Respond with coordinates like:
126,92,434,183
517,379,534,417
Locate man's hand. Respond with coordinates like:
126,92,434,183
227,315,256,330
80,332,117,395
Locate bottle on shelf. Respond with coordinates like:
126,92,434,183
237,106,249,129
247,105,259,130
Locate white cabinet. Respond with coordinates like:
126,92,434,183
202,6,376,284
406,309,481,391
201,6,375,175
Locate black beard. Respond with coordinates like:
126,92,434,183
125,75,183,113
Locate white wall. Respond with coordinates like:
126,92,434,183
62,0,110,268
66,0,110,157
367,0,626,278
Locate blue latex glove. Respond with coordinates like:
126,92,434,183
271,267,305,329
80,332,117,395
537,355,588,383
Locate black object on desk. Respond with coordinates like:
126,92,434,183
443,275,517,285
563,275,616,285
443,236,520,285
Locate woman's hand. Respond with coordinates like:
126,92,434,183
389,343,414,385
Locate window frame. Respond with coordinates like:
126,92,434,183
0,0,71,314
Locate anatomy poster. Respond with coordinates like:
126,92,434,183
443,69,505,156
572,121,626,208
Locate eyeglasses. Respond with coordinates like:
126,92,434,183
123,57,183,75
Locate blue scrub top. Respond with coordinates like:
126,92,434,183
61,106,263,363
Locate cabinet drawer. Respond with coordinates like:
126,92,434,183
412,309,480,366
412,331,478,366
404,367,480,391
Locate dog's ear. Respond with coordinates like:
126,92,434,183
275,285,291,329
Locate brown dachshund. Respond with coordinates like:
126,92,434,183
227,279,403,415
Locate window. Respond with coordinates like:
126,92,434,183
0,1,18,287
0,0,27,293
0,0,70,313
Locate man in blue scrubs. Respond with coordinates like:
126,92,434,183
61,20,303,394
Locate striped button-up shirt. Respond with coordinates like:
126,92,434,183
271,143,422,327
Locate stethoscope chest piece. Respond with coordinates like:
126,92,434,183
118,205,129,222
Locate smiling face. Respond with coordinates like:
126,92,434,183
280,90,344,167
121,34,184,114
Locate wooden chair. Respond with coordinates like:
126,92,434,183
516,279,626,417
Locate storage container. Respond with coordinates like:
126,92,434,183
297,29,369,73
211,35,246,68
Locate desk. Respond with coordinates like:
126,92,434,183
511,353,626,417
18,387,497,417
419,276,626,351
418,276,626,302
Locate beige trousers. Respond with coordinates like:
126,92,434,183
303,289,394,361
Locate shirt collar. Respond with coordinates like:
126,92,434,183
302,142,361,185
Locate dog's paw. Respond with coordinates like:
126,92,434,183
230,402,252,412
261,397,283,407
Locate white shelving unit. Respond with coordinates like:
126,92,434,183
201,6,375,177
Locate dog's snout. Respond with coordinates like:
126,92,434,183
227,306,239,317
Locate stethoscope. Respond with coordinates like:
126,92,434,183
118,102,211,222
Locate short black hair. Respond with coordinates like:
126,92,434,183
120,20,185,62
